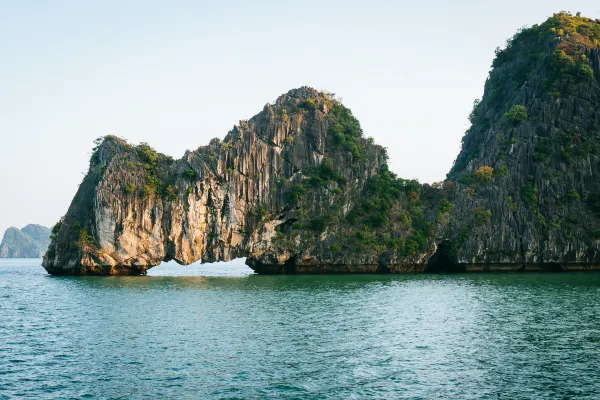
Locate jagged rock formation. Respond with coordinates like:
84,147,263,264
1,225,51,258
44,87,437,275
44,12,600,275
446,12,600,270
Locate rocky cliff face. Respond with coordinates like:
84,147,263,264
1,225,51,258
446,12,600,270
43,12,600,275
44,87,445,275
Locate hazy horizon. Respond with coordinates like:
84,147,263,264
2,0,600,236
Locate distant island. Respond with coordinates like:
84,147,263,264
0,225,51,258
44,12,600,275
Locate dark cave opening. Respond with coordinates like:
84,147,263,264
425,240,465,273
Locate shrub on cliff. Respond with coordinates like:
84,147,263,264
328,103,364,158
307,216,330,232
77,229,93,250
303,156,347,188
186,169,196,179
297,99,317,111
567,189,580,201
521,183,538,207
496,165,509,177
474,207,492,225
587,193,600,215
133,142,176,199
402,231,428,255
504,105,528,123
162,185,178,201
136,142,159,164
49,217,63,240
438,198,452,214
287,184,306,206
346,166,423,233
475,166,494,182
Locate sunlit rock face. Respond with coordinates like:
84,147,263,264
43,15,600,275
43,87,402,275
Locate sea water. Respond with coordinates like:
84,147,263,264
1,259,600,399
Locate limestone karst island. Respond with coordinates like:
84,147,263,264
0,225,51,258
44,12,600,275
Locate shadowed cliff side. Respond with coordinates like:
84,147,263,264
446,12,600,269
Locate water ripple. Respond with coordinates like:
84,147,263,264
1,260,600,399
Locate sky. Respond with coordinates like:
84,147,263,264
1,0,599,236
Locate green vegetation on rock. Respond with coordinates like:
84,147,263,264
303,157,347,188
346,166,420,229
504,105,528,123
287,184,306,206
76,229,93,250
449,12,600,179
475,166,494,183
43,18,600,276
328,103,365,158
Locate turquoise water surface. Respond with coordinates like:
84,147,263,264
1,258,600,399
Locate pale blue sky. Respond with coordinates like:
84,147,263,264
1,0,599,235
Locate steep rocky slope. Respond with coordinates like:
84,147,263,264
1,225,51,258
44,87,448,275
44,12,600,275
446,12,600,270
